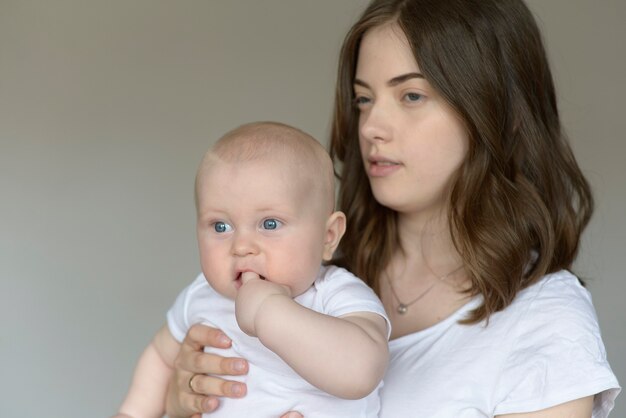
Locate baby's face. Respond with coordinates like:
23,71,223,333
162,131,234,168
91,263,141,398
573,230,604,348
196,158,330,300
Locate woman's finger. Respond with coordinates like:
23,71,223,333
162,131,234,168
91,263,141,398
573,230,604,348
190,374,247,398
177,347,249,377
166,378,221,417
181,391,220,414
174,360,245,398
166,324,250,416
190,393,219,414
185,323,232,350
280,412,304,418
178,325,249,376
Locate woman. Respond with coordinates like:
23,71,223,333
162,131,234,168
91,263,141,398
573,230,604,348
164,0,620,416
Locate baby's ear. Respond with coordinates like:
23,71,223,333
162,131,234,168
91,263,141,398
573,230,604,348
322,211,347,261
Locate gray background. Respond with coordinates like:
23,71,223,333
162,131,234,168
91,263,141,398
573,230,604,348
1,1,623,417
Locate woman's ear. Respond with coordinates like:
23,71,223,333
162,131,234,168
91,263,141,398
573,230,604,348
322,211,347,261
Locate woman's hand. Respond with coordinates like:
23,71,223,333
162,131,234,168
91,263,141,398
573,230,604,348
165,323,249,418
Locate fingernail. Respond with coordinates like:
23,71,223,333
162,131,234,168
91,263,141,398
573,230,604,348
218,333,231,346
231,383,245,396
202,397,218,412
233,360,247,372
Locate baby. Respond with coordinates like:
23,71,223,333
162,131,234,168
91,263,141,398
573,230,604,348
114,122,390,418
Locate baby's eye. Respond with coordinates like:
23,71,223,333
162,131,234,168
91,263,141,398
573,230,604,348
213,221,232,233
261,218,282,230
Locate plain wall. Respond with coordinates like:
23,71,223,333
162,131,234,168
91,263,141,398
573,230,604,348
0,1,623,417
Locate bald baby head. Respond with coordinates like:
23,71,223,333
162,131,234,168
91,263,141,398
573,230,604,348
196,122,336,215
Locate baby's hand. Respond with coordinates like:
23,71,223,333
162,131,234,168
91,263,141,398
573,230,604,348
235,272,291,336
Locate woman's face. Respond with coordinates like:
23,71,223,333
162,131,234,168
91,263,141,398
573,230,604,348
355,23,469,220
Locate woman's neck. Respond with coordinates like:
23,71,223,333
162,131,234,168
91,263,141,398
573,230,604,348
385,212,472,338
395,211,462,275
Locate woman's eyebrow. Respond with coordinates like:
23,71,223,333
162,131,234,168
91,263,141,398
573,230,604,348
388,72,424,86
354,72,425,89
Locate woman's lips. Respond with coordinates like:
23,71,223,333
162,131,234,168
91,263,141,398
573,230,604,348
367,158,401,177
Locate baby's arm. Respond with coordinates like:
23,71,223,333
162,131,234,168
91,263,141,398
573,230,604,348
236,274,388,400
114,325,181,418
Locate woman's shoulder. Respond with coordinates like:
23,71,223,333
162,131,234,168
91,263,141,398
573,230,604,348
492,270,620,416
493,269,611,378
468,270,607,374
514,270,594,316
522,268,585,293
499,270,598,335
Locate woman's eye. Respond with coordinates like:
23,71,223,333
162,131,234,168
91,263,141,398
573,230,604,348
353,95,371,108
404,92,423,102
213,221,232,233
262,218,282,230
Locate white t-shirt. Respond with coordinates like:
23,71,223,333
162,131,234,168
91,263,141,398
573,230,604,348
167,265,390,418
380,270,620,417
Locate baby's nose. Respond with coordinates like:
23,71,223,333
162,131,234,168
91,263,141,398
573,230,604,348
232,231,259,256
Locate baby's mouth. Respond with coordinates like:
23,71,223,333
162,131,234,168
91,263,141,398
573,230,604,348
234,271,266,288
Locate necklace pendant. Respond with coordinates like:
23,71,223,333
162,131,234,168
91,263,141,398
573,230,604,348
397,304,408,314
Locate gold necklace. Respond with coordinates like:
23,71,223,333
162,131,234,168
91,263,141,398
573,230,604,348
385,265,464,315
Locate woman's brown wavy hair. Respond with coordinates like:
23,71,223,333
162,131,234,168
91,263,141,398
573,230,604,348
329,0,593,323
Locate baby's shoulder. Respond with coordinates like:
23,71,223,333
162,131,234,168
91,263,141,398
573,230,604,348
313,264,367,290
180,273,225,305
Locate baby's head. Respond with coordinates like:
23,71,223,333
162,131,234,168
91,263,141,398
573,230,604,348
195,122,346,299
196,121,336,215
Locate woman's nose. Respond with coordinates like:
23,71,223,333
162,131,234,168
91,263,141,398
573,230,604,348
359,103,390,144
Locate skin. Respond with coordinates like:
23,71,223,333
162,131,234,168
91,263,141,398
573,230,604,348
355,22,474,338
195,153,388,400
196,158,334,302
164,22,595,418
355,23,469,225
115,129,389,418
